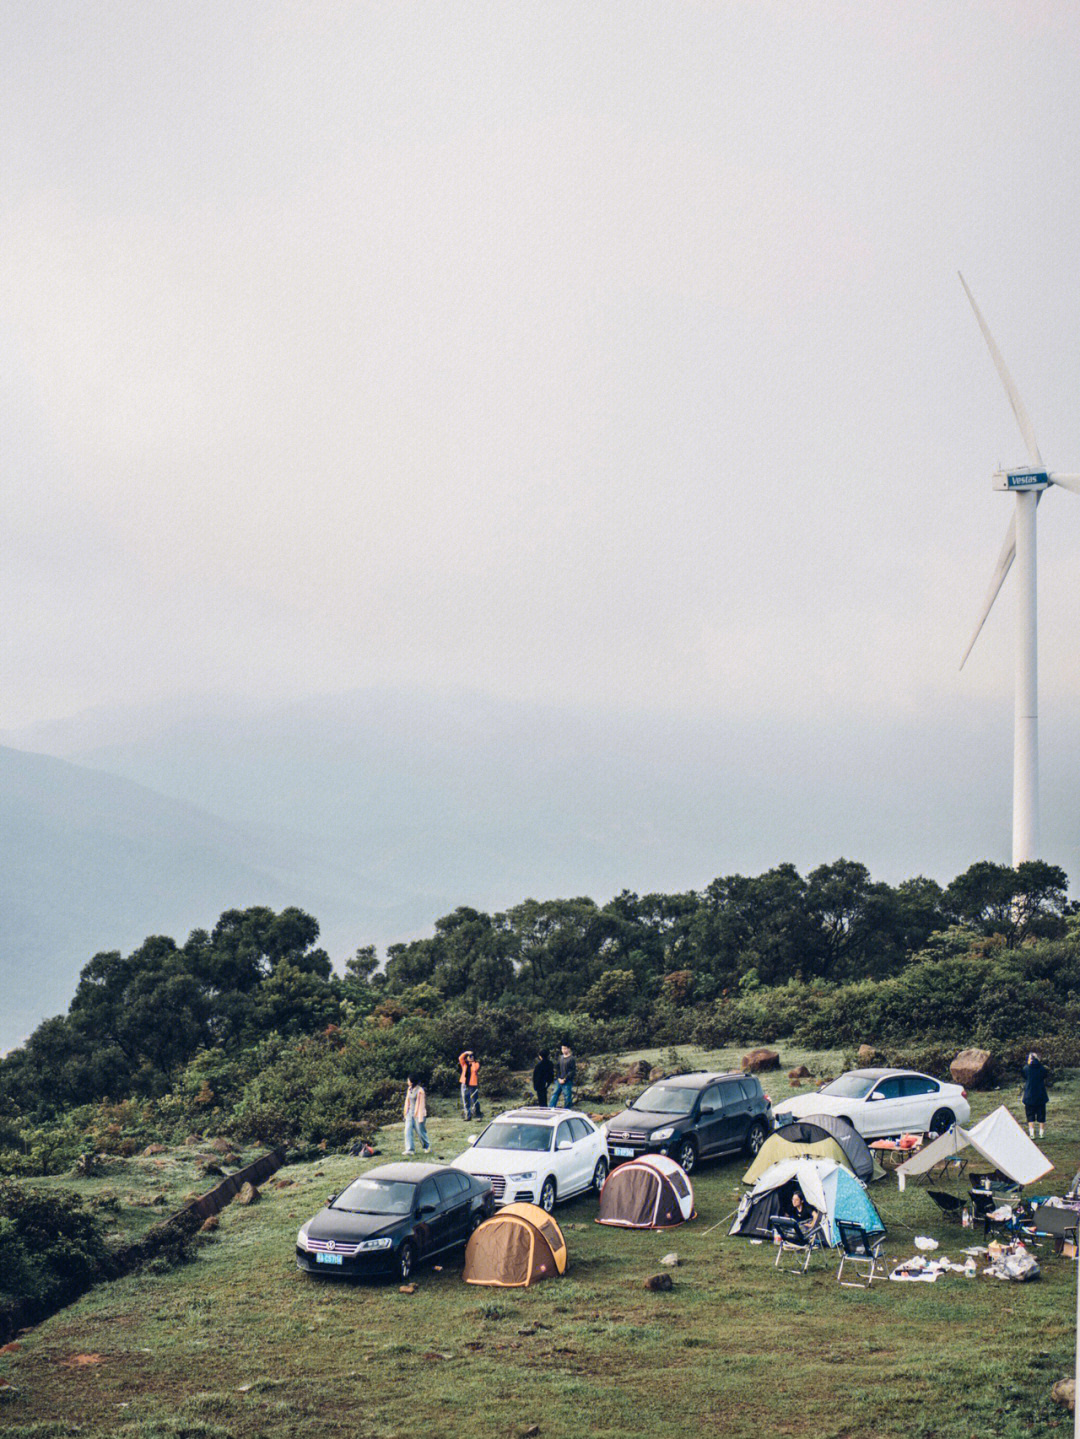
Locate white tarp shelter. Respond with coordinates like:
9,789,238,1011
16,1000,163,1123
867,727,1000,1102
895,1105,1053,1189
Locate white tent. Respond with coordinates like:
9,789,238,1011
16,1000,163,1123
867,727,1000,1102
895,1105,1052,1189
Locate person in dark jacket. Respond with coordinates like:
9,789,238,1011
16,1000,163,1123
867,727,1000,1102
1021,1051,1049,1138
532,1050,555,1107
550,1044,576,1108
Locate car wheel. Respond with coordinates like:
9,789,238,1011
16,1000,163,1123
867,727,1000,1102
467,1208,483,1235
591,1157,608,1193
674,1138,697,1173
930,1108,954,1134
539,1177,557,1213
745,1121,767,1156
397,1240,416,1283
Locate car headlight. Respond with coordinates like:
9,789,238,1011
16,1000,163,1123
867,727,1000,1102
296,1223,311,1250
652,1126,675,1142
508,1171,537,1182
356,1237,393,1252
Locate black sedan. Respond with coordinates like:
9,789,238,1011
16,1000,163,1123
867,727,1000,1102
296,1162,494,1282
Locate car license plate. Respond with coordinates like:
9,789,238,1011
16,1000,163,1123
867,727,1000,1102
316,1252,343,1265
613,1146,635,1158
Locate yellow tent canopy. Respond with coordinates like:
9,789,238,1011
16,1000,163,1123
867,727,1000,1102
464,1203,567,1287
743,1133,851,1185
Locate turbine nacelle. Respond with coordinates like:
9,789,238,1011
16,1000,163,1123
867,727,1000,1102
992,468,1049,492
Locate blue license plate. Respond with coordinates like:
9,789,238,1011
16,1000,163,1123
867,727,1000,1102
613,1146,634,1158
316,1252,343,1265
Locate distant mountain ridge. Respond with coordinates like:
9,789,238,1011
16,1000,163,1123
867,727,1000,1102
3,685,1077,1055
0,745,389,1053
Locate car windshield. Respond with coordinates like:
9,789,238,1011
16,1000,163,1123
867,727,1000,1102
818,1074,878,1099
331,1177,415,1215
632,1084,697,1115
474,1122,552,1152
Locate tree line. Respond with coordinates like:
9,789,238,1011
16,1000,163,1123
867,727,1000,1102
0,858,1072,1131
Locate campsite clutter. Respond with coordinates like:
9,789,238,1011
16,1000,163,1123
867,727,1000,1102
301,1059,1078,1306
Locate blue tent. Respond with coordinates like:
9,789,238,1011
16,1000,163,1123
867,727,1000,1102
729,1158,884,1245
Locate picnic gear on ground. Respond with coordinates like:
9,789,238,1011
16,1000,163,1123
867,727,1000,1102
729,1157,885,1247
463,1202,567,1287
597,1153,695,1229
743,1113,880,1185
836,1219,888,1287
889,1254,969,1282
984,1240,1040,1281
895,1106,1052,1189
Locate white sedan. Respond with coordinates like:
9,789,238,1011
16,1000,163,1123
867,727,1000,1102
451,1107,609,1213
773,1068,970,1140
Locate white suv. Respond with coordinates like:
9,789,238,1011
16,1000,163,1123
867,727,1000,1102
451,1107,609,1213
773,1068,970,1139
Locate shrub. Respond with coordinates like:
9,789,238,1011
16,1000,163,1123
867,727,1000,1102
0,1181,109,1336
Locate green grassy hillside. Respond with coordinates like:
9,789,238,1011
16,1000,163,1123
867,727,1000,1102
2,1056,1077,1439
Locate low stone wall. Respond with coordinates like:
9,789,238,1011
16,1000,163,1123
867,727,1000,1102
0,1148,285,1345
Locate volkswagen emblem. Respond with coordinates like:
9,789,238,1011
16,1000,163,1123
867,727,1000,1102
326,1240,336,1251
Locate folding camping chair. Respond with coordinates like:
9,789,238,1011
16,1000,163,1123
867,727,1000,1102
1028,1204,1078,1255
770,1216,821,1274
927,1190,964,1224
836,1220,888,1288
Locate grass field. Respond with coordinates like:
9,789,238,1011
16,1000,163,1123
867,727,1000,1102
1,1046,1077,1439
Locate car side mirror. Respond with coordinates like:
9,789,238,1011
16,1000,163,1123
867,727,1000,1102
557,1140,573,1151
418,1203,436,1216
867,1092,884,1101
699,1104,715,1115
326,1194,338,1205
467,1134,478,1145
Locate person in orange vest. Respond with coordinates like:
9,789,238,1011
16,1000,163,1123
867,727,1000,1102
459,1050,482,1121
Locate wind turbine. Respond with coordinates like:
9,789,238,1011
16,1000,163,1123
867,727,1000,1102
958,273,1080,866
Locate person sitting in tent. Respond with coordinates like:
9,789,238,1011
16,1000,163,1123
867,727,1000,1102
789,1188,825,1246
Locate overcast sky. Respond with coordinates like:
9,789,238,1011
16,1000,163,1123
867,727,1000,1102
2,3,1078,862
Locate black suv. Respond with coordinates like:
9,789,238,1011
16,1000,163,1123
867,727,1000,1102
604,1071,773,1173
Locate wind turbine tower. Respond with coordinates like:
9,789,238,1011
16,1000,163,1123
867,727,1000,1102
959,274,1079,866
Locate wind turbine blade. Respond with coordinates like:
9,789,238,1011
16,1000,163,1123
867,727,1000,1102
960,513,1016,669
1049,473,1080,494
959,272,1043,468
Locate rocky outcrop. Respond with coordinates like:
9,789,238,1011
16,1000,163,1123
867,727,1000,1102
741,1048,780,1073
950,1049,994,1088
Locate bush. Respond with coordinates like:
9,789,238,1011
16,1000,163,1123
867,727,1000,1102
0,1181,109,1338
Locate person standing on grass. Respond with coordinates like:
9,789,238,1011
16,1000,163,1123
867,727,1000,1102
550,1043,576,1108
532,1050,555,1107
403,1074,431,1154
1020,1051,1049,1139
458,1049,481,1121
